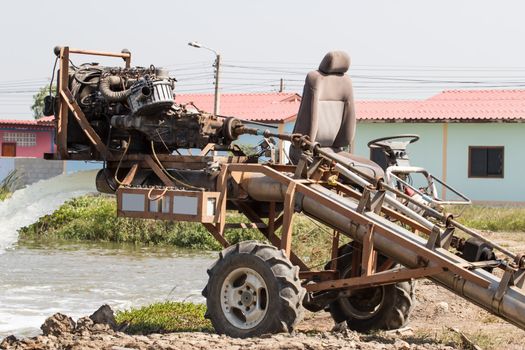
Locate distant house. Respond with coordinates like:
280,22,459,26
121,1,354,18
0,116,63,186
0,116,55,158
178,90,525,204
353,90,525,204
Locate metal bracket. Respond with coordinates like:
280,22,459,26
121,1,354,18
426,225,442,250
494,267,515,302
356,188,385,214
440,226,455,249
294,155,309,179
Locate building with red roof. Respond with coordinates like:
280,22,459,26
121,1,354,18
175,92,301,123
0,116,55,157
2,89,524,202
353,89,525,204
176,90,525,203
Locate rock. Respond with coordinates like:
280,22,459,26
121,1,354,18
434,302,449,315
0,335,18,349
90,304,117,330
41,313,76,336
394,338,411,350
76,316,95,333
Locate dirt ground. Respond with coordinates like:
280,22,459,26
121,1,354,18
298,279,524,349
297,230,525,350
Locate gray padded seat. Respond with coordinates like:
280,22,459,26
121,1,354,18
289,51,384,179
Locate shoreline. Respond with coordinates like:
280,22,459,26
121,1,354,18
0,306,456,350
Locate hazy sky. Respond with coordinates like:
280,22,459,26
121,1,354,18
2,0,525,119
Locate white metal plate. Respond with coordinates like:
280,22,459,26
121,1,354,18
121,193,145,212
172,196,198,215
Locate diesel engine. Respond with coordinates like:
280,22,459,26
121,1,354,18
48,47,241,158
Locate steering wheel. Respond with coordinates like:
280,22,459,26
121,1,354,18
367,134,420,152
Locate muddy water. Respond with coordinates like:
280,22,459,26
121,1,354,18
0,171,98,253
0,241,215,338
0,171,215,338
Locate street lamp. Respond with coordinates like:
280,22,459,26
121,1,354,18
188,41,221,115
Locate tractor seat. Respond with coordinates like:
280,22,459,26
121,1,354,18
289,51,384,179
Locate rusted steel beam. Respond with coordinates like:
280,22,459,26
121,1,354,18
203,223,229,248
268,201,276,236
361,224,377,277
144,156,175,187
330,230,340,271
57,47,70,159
299,270,339,282
280,182,297,256
60,89,108,156
68,48,131,59
121,164,139,186
224,223,267,229
234,200,309,271
305,266,445,292
215,165,228,234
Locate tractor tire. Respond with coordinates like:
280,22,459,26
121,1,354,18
327,244,416,332
202,240,305,338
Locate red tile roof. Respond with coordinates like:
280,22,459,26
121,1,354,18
356,89,525,122
4,89,525,127
0,116,54,127
178,90,525,123
175,92,301,122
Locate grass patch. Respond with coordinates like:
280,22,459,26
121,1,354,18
18,195,259,250
412,327,504,350
115,302,212,334
451,205,525,232
0,170,20,201
18,194,335,265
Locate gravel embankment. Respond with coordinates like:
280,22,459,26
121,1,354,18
0,307,456,350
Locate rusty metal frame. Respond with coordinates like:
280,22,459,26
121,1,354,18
55,46,131,160
116,160,504,294
219,163,495,291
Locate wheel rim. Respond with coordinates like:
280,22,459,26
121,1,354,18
220,267,269,329
340,286,386,320
339,264,386,320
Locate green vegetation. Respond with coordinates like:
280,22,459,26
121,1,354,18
0,171,20,201
19,195,258,250
115,302,212,334
0,189,9,202
451,205,525,232
18,194,335,265
31,85,56,119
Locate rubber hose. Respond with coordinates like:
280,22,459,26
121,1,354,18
99,75,131,102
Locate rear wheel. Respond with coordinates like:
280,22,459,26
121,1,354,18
328,244,416,332
202,241,305,338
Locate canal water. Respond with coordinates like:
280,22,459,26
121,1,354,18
0,172,215,338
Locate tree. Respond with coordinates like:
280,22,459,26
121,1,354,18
31,85,56,119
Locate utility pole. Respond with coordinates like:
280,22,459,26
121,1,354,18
279,78,284,93
188,41,221,115
214,54,221,115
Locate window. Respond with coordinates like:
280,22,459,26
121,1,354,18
468,146,504,178
370,148,389,170
3,132,36,147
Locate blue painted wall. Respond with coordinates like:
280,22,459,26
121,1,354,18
446,123,525,203
282,120,525,203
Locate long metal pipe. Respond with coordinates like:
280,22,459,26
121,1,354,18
240,175,525,330
248,128,515,258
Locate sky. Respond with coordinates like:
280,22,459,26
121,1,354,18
2,0,525,119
